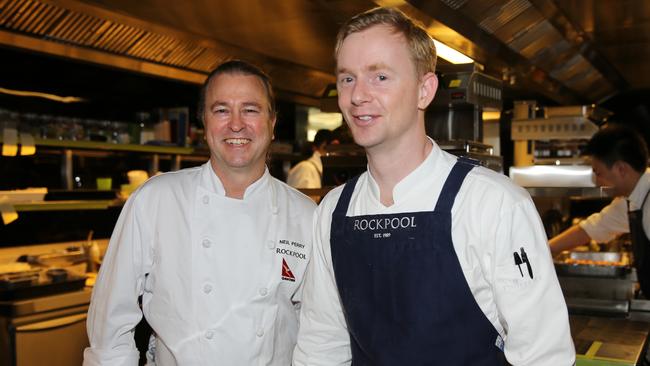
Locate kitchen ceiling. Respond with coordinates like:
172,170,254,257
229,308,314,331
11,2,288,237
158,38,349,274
0,0,649,111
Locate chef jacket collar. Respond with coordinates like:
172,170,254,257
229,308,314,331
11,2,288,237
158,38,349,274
627,168,650,211
201,162,271,200
366,137,447,206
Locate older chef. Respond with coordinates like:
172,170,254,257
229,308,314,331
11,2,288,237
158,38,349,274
293,7,575,366
84,60,316,365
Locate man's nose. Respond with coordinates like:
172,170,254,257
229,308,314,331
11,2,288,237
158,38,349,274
351,80,370,106
228,111,245,131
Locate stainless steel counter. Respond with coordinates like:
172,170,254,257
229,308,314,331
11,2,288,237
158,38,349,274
0,288,91,366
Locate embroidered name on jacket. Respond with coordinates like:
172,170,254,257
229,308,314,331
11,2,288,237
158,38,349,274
353,216,417,231
276,239,306,260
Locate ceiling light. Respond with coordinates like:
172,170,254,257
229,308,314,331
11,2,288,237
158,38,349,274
0,86,85,103
433,40,473,64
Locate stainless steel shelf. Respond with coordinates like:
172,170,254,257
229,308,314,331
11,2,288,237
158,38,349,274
33,139,195,155
12,200,124,212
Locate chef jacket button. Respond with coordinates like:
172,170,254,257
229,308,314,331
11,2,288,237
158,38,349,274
259,287,268,296
267,240,275,249
256,328,264,337
202,239,211,248
203,283,212,294
205,330,214,340
202,195,209,204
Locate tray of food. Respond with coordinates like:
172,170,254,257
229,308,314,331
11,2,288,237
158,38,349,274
554,251,631,278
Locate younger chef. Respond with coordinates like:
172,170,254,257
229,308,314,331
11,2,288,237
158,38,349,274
293,7,575,366
550,125,650,294
84,60,316,365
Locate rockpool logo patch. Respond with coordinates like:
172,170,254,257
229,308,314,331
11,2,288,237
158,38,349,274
281,258,296,282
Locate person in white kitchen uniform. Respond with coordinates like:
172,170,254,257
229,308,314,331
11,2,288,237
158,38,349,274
83,60,316,365
550,125,650,295
293,7,575,366
287,129,335,190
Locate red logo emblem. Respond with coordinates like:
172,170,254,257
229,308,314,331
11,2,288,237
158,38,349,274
281,258,296,282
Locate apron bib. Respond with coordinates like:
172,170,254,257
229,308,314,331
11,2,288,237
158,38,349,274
330,157,505,365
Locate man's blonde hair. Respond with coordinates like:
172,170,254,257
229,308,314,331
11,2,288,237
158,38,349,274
335,7,437,76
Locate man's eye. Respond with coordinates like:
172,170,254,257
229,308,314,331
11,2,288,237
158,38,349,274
377,74,387,81
214,108,228,114
243,108,260,114
339,76,354,84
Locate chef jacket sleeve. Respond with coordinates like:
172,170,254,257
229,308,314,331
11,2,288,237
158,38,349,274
579,197,629,243
83,190,153,366
492,198,576,366
293,202,352,366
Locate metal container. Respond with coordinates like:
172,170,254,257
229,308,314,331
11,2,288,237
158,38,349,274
554,251,630,278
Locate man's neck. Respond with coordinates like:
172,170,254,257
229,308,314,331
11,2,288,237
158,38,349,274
626,170,644,197
366,135,432,206
210,160,265,199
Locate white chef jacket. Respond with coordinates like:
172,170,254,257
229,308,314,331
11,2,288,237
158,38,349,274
580,169,650,243
293,139,575,366
287,152,323,189
84,162,316,366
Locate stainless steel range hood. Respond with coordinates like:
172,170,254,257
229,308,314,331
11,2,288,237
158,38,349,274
0,0,648,108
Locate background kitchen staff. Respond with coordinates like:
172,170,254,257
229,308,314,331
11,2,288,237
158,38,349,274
549,125,650,294
293,7,575,365
287,128,335,190
84,60,316,365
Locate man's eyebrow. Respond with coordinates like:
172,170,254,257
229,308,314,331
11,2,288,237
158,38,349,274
367,63,391,72
209,101,227,109
336,63,392,75
336,67,351,75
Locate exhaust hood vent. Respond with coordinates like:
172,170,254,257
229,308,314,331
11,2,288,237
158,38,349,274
0,0,334,103
0,0,217,72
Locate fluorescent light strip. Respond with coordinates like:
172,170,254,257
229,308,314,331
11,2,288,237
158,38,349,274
433,39,473,64
0,86,85,103
371,0,474,64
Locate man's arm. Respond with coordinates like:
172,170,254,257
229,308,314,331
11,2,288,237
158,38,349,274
83,193,152,366
293,201,351,366
549,225,591,256
492,198,575,366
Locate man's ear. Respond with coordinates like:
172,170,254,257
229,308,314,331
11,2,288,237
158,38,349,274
418,72,438,110
613,160,631,176
270,113,277,140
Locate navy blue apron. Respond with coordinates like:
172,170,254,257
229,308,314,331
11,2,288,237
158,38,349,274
629,190,650,297
330,157,506,365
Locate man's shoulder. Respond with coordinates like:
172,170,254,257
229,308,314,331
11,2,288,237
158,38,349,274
272,178,317,211
459,164,532,210
132,166,202,201
142,165,202,188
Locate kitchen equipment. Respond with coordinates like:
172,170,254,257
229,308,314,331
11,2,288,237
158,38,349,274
0,288,91,366
127,170,148,187
555,251,637,316
555,251,631,278
0,267,86,301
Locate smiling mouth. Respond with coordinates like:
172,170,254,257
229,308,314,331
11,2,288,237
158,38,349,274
352,114,376,124
224,138,251,146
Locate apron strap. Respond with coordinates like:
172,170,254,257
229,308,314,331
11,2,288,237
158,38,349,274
627,189,650,213
434,157,479,213
333,175,361,216
331,174,360,238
